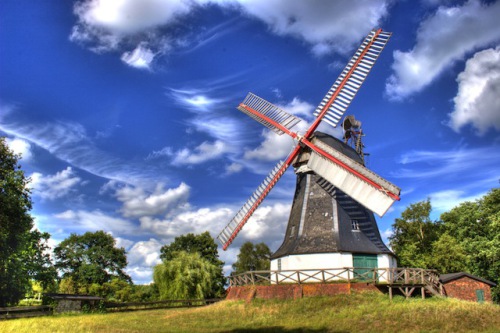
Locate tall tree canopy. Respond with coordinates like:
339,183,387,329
232,241,271,274
440,188,500,301
390,189,500,303
160,231,225,297
0,138,56,306
54,230,130,293
154,251,218,300
389,200,442,268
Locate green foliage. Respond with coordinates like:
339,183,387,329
0,137,56,306
160,232,225,297
232,241,271,274
154,251,219,300
54,230,131,294
389,199,442,268
391,189,500,303
428,233,467,273
440,188,500,303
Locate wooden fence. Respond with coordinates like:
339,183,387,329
0,298,222,320
0,305,52,320
228,267,442,293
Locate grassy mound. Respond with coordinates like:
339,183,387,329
1,292,499,332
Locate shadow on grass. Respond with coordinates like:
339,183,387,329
224,327,347,333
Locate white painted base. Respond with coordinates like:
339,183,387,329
270,252,397,283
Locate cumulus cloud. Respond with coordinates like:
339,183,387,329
217,0,390,56
113,182,191,218
30,167,82,200
140,206,233,239
70,0,194,52
70,0,390,68
127,238,163,267
121,44,156,69
386,0,500,99
172,140,230,165
5,137,33,161
448,47,500,135
243,98,312,162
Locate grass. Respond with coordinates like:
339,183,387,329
1,292,499,332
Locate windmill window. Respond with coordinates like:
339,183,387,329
351,220,360,231
277,259,282,271
290,225,295,237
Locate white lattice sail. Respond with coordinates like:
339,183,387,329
313,29,392,128
218,160,288,249
238,93,302,135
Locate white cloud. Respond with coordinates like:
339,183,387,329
0,112,168,187
169,89,224,113
225,162,243,175
243,98,312,162
30,167,82,200
54,209,138,235
140,206,233,239
429,189,485,213
114,182,191,218
71,0,390,67
217,0,390,56
5,137,33,161
448,47,500,135
71,0,194,52
171,140,230,165
127,238,163,267
121,44,156,69
394,146,500,181
386,0,500,99
244,129,296,162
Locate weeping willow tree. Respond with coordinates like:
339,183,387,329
153,251,219,300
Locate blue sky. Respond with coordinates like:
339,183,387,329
1,0,499,284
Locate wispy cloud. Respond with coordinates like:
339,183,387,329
394,146,500,181
429,189,486,213
53,209,138,235
30,167,82,201
0,106,168,187
386,0,500,99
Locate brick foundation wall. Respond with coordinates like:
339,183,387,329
226,283,380,301
442,277,493,303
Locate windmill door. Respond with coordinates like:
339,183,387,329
353,254,378,281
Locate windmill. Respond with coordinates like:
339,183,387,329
218,29,400,275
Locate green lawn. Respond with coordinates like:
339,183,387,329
1,292,499,332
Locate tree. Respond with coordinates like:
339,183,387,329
0,138,56,306
440,188,500,302
154,251,218,300
54,230,130,293
160,232,225,297
389,200,442,268
232,242,271,274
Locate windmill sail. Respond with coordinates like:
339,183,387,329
218,159,289,250
313,29,391,128
305,136,400,217
237,93,302,135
